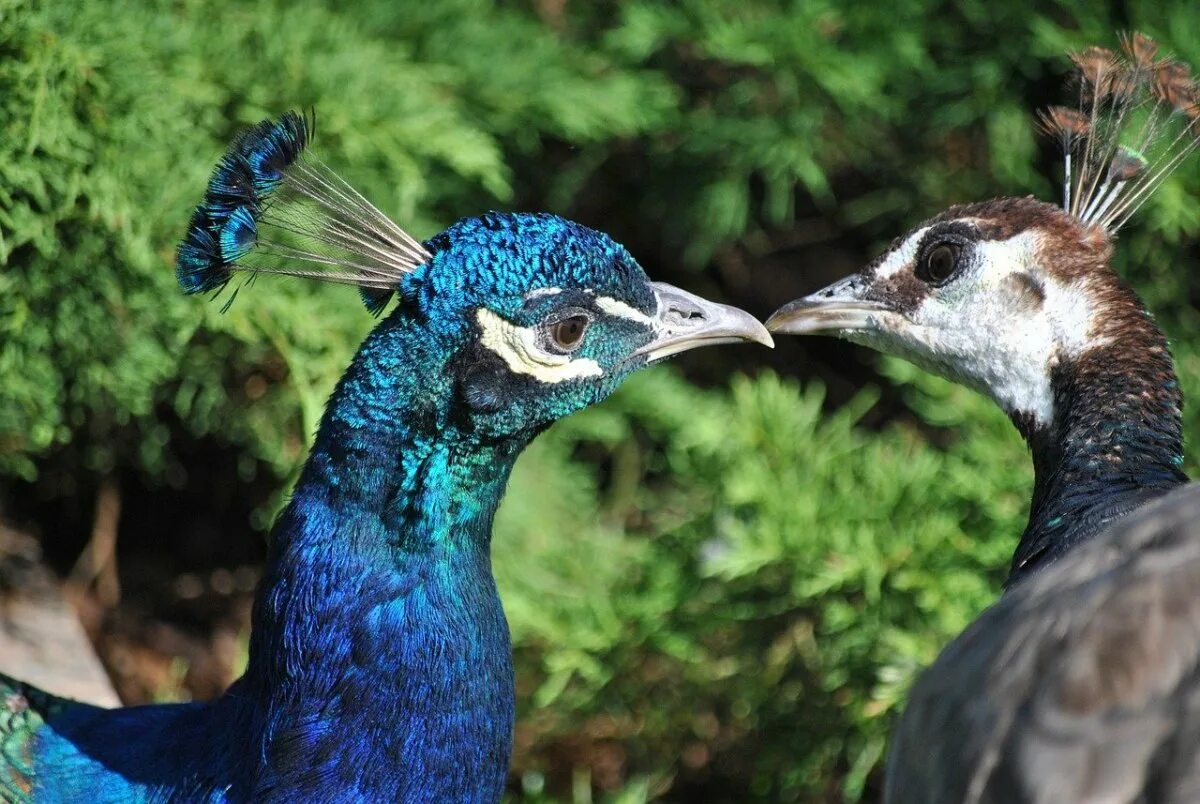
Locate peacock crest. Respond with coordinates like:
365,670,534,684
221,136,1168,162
176,111,431,313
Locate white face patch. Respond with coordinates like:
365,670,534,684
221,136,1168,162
476,308,603,383
594,295,654,326
866,227,1104,428
1043,277,1109,356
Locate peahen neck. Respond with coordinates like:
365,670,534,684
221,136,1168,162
235,311,526,800
1008,312,1188,586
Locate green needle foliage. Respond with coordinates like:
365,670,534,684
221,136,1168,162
4,0,1200,800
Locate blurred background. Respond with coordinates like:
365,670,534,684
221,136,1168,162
3,0,1200,800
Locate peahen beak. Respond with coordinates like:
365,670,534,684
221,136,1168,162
635,282,774,362
765,275,889,336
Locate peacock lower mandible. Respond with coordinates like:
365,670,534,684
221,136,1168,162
1,112,772,802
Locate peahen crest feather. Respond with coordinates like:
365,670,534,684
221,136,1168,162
1039,33,1200,234
176,111,431,312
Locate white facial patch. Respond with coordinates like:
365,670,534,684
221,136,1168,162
595,295,654,326
881,228,1104,428
476,308,602,383
874,226,931,279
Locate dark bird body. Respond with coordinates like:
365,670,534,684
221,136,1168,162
890,485,1200,803
767,34,1200,803
0,113,771,801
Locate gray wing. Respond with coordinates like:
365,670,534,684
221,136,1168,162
886,483,1200,804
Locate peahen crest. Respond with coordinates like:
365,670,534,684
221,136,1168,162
1039,32,1200,234
176,111,431,313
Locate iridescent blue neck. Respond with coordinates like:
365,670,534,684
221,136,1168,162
1008,339,1187,586
236,313,524,800
31,314,526,800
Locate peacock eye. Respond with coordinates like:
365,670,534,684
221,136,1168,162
549,315,590,352
917,242,962,286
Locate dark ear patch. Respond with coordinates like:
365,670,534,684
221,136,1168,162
458,355,511,414
1008,272,1046,310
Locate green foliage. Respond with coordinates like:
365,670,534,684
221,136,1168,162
499,347,1200,801
496,369,1021,800
6,0,1200,800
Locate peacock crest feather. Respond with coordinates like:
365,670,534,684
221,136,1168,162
176,111,432,314
1038,32,1200,233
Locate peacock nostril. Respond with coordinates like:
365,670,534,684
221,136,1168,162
664,302,708,327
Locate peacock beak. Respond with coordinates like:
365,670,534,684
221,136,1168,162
765,274,889,336
634,282,773,362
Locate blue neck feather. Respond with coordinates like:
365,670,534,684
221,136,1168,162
1008,338,1188,585
237,307,525,799
36,308,527,801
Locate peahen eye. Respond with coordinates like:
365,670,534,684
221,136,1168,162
549,315,589,352
917,242,962,286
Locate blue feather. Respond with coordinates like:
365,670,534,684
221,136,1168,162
360,287,395,315
209,111,310,207
2,204,754,801
9,107,764,802
219,206,258,262
175,208,226,294
237,110,310,189
203,154,257,214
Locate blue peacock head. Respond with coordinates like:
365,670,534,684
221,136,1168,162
177,112,772,440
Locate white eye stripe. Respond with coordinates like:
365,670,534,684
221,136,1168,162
521,290,651,324
879,218,996,280
875,226,931,278
524,287,564,300
476,308,602,383
594,296,654,325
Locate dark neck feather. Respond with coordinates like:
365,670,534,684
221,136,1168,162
1008,308,1187,585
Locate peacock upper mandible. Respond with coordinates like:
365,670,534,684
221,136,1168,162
0,111,771,802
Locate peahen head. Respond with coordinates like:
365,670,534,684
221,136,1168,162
178,112,772,445
767,196,1127,426
766,34,1196,579
766,34,1197,434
